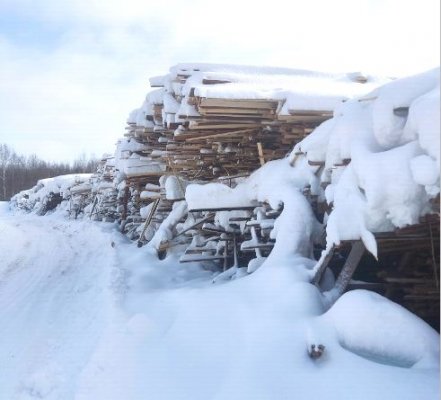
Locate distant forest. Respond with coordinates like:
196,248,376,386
0,144,99,201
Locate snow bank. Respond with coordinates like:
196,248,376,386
0,203,439,400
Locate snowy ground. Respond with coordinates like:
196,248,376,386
0,202,438,400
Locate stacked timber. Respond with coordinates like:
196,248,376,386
126,63,375,181
67,179,93,219
113,63,376,242
89,155,119,222
311,212,440,329
375,214,440,328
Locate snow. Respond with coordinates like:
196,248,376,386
410,155,440,187
148,201,188,250
404,84,440,165
140,202,154,219
0,204,438,399
163,92,180,114
149,75,166,87
164,175,187,200
170,63,384,104
140,190,161,200
186,157,322,266
290,67,440,255
146,88,164,105
123,161,166,177
0,208,116,399
186,182,256,209
321,290,439,369
128,63,388,127
370,68,439,148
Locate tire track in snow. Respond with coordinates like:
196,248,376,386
0,212,120,400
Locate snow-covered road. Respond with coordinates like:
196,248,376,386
0,204,211,400
0,203,439,400
0,204,118,399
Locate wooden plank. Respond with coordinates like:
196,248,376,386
241,243,274,251
185,128,258,142
324,241,366,306
311,248,335,286
202,78,231,85
137,198,161,247
287,109,333,117
189,206,257,212
184,248,217,255
180,254,227,263
199,98,279,109
187,121,262,130
198,107,275,115
257,142,265,166
308,160,325,166
393,107,409,117
172,212,216,239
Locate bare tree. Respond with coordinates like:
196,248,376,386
0,144,13,200
0,144,99,201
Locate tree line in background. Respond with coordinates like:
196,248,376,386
0,143,99,201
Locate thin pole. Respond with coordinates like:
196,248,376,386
428,222,439,289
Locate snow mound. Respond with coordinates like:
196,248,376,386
290,67,440,255
322,290,440,368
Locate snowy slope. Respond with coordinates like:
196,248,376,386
0,203,438,400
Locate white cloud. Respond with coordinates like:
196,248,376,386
0,0,439,162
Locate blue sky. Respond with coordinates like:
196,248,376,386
0,0,439,162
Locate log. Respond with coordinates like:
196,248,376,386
323,241,366,307
311,247,335,286
257,142,265,166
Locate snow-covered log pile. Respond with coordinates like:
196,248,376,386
4,64,440,399
9,155,117,220
88,154,119,222
112,63,384,244
11,174,93,216
290,67,440,257
155,67,439,259
289,67,440,320
8,64,439,327
126,63,384,180
165,67,439,324
285,67,441,316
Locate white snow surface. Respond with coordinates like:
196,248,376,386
0,203,438,399
290,67,440,255
129,62,388,124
